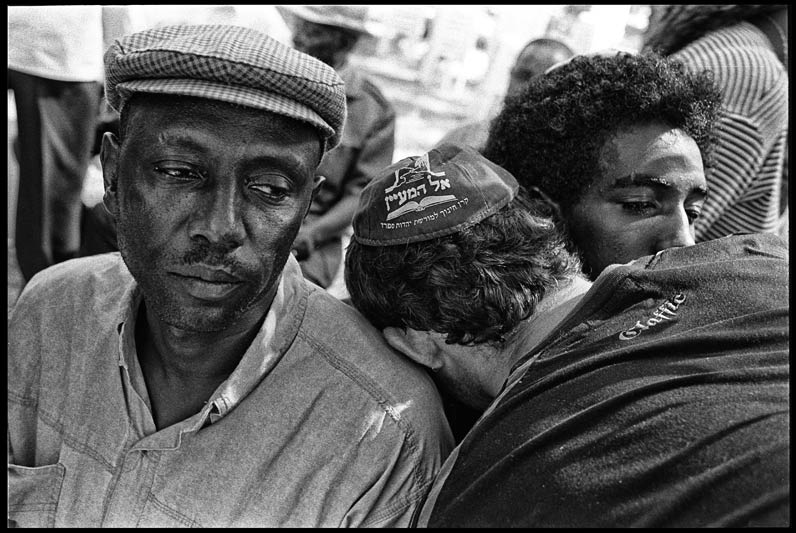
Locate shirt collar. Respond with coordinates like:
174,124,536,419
206,254,308,422
116,281,144,369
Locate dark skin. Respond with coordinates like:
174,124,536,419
566,121,706,278
134,300,246,426
101,96,323,428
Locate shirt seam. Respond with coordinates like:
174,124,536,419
18,405,118,473
146,492,201,527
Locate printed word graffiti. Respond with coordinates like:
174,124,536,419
619,293,686,341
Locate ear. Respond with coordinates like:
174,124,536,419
100,132,121,218
383,327,444,371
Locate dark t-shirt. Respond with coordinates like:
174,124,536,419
426,234,790,527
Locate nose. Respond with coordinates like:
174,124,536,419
657,208,695,251
188,184,246,247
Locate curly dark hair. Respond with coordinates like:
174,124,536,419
344,197,582,346
483,52,721,213
643,5,786,56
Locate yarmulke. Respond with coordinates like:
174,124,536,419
104,24,346,151
353,143,519,246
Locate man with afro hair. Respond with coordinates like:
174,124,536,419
484,51,722,279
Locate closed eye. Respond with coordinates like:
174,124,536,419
249,183,288,199
246,175,292,202
621,201,658,216
154,164,204,182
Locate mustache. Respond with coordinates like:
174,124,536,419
179,241,247,272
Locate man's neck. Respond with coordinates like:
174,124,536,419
507,275,592,366
139,310,264,380
135,290,274,429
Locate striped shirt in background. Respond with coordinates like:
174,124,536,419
672,22,788,242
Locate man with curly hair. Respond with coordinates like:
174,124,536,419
346,143,589,439
643,5,788,241
484,51,722,280
345,143,789,527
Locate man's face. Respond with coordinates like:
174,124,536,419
506,45,571,97
427,334,514,412
291,19,346,67
566,122,706,279
103,97,322,332
432,343,507,411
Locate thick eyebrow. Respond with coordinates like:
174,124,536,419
610,173,708,197
155,133,208,152
241,154,311,180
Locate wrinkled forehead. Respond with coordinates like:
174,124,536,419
598,122,706,189
121,94,323,155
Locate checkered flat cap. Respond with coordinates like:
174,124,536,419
105,24,346,151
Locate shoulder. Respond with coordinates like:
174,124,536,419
9,253,134,399
298,286,451,433
11,253,134,335
650,233,788,267
674,23,787,93
300,286,436,392
15,253,132,308
342,67,395,118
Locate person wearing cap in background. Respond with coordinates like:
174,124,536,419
435,37,574,153
344,143,789,527
484,51,722,281
277,5,396,290
7,25,452,528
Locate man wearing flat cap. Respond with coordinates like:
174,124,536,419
8,24,452,528
278,5,396,290
344,144,789,527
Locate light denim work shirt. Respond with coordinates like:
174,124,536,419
8,253,453,527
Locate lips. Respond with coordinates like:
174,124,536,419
170,264,243,284
168,265,245,301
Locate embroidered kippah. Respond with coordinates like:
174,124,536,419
353,143,518,245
